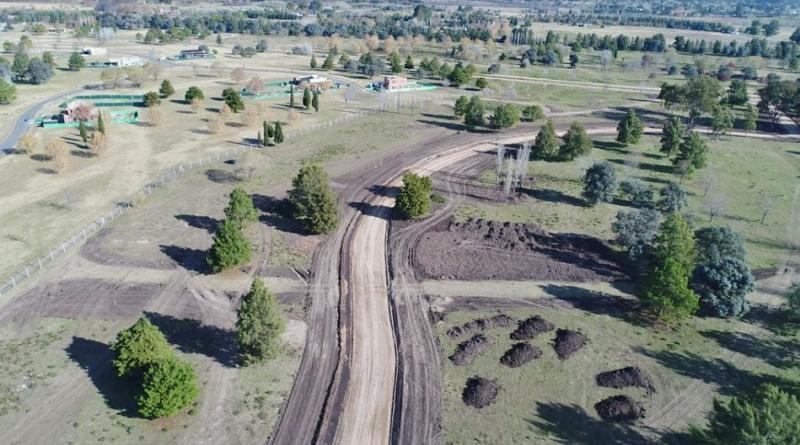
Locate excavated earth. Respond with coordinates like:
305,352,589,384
415,218,627,281
510,315,555,341
450,334,494,366
500,342,542,368
553,328,588,360
595,395,646,421
462,376,499,409
596,367,656,394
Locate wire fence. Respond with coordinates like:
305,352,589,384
0,92,456,296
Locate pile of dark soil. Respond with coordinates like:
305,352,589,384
447,314,514,339
449,334,493,366
510,315,555,340
500,342,542,368
462,376,499,408
594,395,645,421
553,329,587,360
596,367,656,394
415,217,627,282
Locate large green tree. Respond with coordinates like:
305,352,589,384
695,384,800,445
0,79,16,104
207,219,252,272
136,357,199,418
533,120,559,159
110,317,173,377
559,122,593,160
642,214,698,322
236,278,285,363
159,79,175,98
288,165,339,234
185,86,204,103
673,131,708,174
463,96,485,127
222,87,244,112
582,161,618,205
395,172,433,218
488,103,520,130
67,51,85,71
616,109,644,145
660,117,685,158
224,187,258,229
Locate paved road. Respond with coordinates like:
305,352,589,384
0,89,81,155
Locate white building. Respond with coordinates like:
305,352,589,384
83,47,107,56
109,57,144,67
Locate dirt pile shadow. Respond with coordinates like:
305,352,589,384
510,315,555,340
594,395,645,421
449,334,493,366
596,367,656,394
462,376,499,409
500,342,542,368
446,314,514,339
553,329,587,360
415,218,627,281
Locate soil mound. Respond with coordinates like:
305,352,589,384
553,329,587,360
596,367,656,394
500,342,542,368
594,395,645,421
415,218,627,282
447,314,514,339
510,315,555,340
449,334,493,366
462,376,499,408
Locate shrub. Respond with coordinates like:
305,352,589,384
395,172,433,218
237,278,285,363
110,317,173,377
692,257,754,318
612,208,662,260
136,357,199,418
288,165,339,234
694,226,746,264
619,179,653,208
488,103,520,130
522,104,544,122
559,122,593,160
206,219,252,272
224,187,258,229
143,91,161,107
658,182,688,213
185,86,204,103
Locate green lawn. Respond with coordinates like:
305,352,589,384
456,134,799,269
439,290,800,444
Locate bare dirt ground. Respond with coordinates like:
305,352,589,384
415,217,627,282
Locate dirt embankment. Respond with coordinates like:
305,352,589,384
595,395,646,421
446,314,514,340
500,342,542,368
596,367,656,394
449,334,493,366
553,329,587,360
415,218,627,282
510,315,555,341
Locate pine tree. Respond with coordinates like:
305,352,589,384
396,172,433,218
97,112,106,135
742,105,757,133
78,120,88,147
312,90,319,112
559,122,593,160
642,213,698,322
616,109,644,145
262,121,269,146
257,131,262,146
660,117,684,157
310,54,317,69
288,164,339,234
110,317,173,377
224,187,258,229
302,87,311,110
207,219,252,272
533,120,559,159
289,87,295,108
673,131,708,174
136,357,199,418
236,278,286,363
322,53,335,70
273,121,284,144
159,79,175,98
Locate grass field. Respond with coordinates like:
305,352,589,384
457,134,799,269
436,280,800,444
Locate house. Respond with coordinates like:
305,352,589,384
109,57,144,67
291,74,329,91
383,75,408,90
179,47,213,60
82,47,107,56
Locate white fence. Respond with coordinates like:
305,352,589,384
0,92,455,296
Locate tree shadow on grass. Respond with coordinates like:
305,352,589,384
144,312,238,368
743,303,800,336
252,194,308,235
175,214,220,233
349,201,394,220
368,184,400,198
65,336,138,417
541,284,645,326
593,140,630,154
417,118,494,134
522,187,586,207
36,167,58,175
638,162,675,175
528,402,653,445
699,329,799,370
159,245,208,273
634,347,798,396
